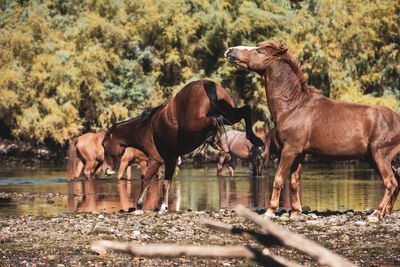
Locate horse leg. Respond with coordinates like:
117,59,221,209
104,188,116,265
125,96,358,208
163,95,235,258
384,166,400,215
217,101,264,147
217,151,227,176
94,162,102,179
160,158,178,213
74,161,84,180
290,156,304,218
229,154,237,177
126,165,133,180
266,147,299,217
118,160,129,180
139,160,147,179
136,159,162,213
83,160,98,180
369,150,398,221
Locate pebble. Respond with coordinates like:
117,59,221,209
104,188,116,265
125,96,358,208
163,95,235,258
355,221,367,226
279,213,290,221
307,213,318,220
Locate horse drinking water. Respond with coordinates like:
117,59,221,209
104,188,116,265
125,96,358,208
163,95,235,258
225,41,400,221
102,80,264,212
217,128,267,177
67,132,158,181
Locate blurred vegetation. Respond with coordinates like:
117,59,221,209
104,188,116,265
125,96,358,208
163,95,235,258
0,0,399,146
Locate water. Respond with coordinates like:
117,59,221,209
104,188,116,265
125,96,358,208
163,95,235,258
0,162,398,216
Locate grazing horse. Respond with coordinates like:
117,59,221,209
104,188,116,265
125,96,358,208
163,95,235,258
67,133,156,181
225,41,400,221
217,128,267,177
102,80,264,212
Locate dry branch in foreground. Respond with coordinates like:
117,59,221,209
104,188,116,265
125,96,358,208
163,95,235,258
91,205,357,266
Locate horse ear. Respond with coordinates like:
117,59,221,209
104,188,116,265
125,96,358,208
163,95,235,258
274,48,288,56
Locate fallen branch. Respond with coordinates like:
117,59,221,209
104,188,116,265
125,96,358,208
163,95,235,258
91,206,357,266
201,219,282,247
91,241,296,267
235,205,357,267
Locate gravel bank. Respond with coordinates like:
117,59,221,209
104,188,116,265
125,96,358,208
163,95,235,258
1,209,400,266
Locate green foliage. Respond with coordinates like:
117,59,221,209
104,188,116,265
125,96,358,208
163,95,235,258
0,0,399,146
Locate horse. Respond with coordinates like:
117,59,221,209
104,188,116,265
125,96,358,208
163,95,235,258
67,133,158,181
225,41,400,221
118,147,161,180
102,79,264,212
217,127,267,177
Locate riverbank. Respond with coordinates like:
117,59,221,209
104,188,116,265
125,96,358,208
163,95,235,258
1,208,399,266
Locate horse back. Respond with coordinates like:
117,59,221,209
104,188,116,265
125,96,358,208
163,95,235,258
172,80,235,120
76,132,105,162
300,95,400,159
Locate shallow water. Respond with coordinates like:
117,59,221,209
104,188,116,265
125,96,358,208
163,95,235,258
0,162,398,216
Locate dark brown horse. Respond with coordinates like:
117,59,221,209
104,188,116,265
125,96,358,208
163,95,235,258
217,128,267,177
102,80,264,212
225,41,400,221
67,133,156,181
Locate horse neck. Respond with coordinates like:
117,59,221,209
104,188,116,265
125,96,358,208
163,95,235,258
115,118,146,146
262,61,308,122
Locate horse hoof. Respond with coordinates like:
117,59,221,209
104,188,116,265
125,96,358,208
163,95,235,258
264,210,275,219
135,209,144,215
159,204,168,214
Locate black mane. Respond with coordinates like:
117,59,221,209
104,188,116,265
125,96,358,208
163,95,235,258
116,104,166,127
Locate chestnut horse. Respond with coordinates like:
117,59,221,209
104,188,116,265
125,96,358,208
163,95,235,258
67,133,158,181
217,128,267,177
225,41,400,221
102,80,264,212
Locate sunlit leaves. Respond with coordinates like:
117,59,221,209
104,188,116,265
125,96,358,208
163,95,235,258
0,0,399,146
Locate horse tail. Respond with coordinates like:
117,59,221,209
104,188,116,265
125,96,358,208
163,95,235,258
203,80,219,117
67,137,79,181
203,80,228,142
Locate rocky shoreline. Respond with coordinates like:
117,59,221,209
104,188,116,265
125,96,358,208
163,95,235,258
1,208,399,266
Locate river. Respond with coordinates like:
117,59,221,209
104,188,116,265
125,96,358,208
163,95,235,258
0,162,398,216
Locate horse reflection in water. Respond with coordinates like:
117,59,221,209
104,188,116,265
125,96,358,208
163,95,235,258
67,172,291,213
67,180,180,213
218,174,292,212
102,80,264,213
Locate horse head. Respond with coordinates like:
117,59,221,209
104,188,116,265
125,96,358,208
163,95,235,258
224,42,288,73
102,124,126,176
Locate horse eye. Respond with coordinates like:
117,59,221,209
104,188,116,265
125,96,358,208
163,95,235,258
256,49,260,54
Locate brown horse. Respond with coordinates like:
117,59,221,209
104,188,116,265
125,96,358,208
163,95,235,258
225,41,400,221
118,147,161,180
67,133,157,181
217,128,267,177
102,80,264,212
262,128,282,168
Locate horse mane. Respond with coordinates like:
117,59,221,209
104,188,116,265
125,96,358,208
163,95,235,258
258,41,321,94
115,104,166,128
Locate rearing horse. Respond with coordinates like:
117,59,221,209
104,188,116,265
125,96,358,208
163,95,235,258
225,41,400,221
102,80,264,212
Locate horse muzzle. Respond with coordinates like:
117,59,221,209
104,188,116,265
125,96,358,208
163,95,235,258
105,168,115,176
224,48,238,63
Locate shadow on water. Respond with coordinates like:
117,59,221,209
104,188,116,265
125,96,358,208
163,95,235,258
0,162,398,216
